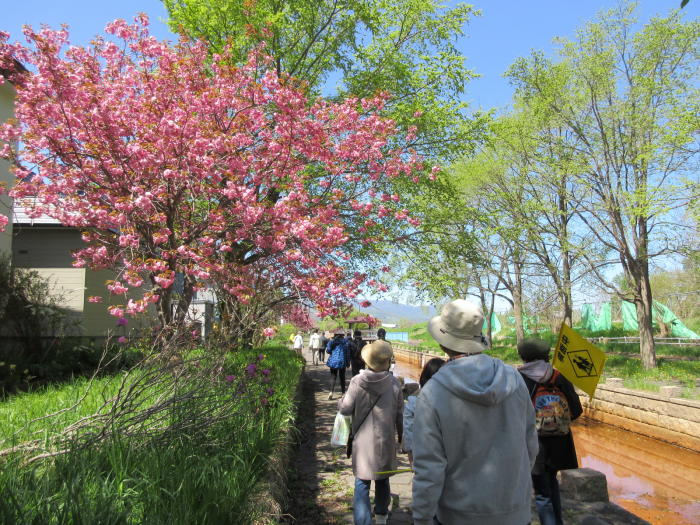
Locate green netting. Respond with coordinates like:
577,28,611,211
507,316,515,325
653,301,700,339
621,300,699,338
597,302,612,331
581,303,612,332
581,304,596,331
622,301,639,331
483,312,502,334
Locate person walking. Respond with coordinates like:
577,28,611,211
376,328,396,373
326,332,351,400
351,329,367,377
411,299,538,525
517,338,583,525
320,331,330,364
338,340,403,525
309,329,322,365
293,332,304,356
402,357,444,468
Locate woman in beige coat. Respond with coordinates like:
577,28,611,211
337,340,403,525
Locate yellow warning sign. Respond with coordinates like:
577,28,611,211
553,323,607,399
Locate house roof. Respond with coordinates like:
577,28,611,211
0,59,28,84
13,198,64,226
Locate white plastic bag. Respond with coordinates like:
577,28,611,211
330,412,352,446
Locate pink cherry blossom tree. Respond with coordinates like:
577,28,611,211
0,16,427,333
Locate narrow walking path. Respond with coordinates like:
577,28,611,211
284,351,649,525
285,352,414,524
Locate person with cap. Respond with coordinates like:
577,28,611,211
337,340,403,525
350,329,367,377
517,337,583,525
309,329,322,365
326,331,352,399
411,299,538,525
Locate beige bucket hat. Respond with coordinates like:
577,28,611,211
361,340,394,372
427,299,487,354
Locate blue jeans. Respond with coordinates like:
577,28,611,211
532,470,563,525
354,477,390,525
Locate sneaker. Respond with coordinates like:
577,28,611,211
375,514,388,525
327,392,333,400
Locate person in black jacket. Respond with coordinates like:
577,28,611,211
517,337,583,525
350,329,366,377
319,332,329,364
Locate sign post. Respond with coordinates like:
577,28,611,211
552,323,607,398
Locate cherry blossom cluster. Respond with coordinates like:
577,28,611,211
0,16,435,326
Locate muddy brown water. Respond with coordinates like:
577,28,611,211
393,360,700,525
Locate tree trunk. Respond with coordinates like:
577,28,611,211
174,274,198,326
513,260,525,342
561,251,573,327
636,270,657,370
487,289,497,349
559,188,574,328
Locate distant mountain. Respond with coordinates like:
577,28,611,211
361,300,437,324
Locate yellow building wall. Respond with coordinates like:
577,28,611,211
32,267,86,316
0,81,16,257
12,228,156,338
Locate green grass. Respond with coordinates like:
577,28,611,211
0,344,304,525
0,375,124,446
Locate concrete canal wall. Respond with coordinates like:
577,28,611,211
391,345,700,453
579,379,700,453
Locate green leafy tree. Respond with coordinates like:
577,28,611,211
164,0,489,283
507,1,700,368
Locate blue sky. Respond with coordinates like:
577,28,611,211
5,1,699,112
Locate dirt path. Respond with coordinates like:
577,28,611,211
283,354,414,524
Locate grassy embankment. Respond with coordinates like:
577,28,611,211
0,344,304,524
387,322,700,398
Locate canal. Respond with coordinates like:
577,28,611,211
393,360,700,525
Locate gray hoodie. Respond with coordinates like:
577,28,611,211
411,354,538,525
338,370,403,480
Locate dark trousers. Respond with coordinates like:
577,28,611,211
532,470,563,525
329,367,346,394
318,349,325,363
351,364,365,377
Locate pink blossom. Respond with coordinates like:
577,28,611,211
262,327,275,337
109,307,125,318
0,20,423,333
226,375,235,383
88,296,102,303
117,317,128,326
107,281,128,295
118,336,127,343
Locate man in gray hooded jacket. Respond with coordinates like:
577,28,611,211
411,300,538,525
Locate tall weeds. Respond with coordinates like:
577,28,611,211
0,343,303,524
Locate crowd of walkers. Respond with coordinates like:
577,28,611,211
306,299,583,525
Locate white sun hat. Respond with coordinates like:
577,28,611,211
427,299,488,354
